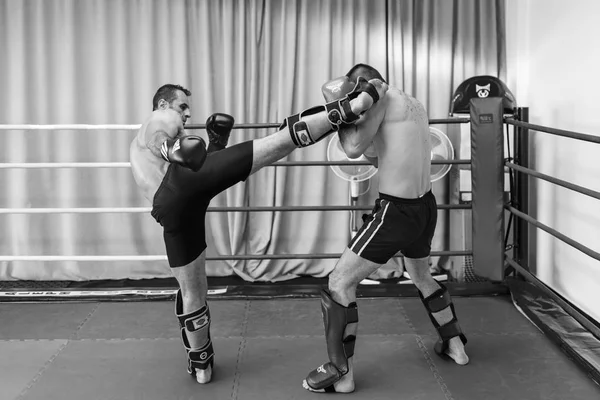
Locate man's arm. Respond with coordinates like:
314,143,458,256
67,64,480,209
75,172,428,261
145,112,208,172
337,100,386,159
364,155,378,168
146,129,171,159
362,142,378,168
145,115,182,159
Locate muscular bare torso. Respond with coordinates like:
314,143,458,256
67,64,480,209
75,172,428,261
130,109,184,203
372,88,432,198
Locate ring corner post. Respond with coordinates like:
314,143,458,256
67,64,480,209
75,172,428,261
514,107,531,274
470,98,505,282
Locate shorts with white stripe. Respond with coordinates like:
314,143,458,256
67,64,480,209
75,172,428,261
348,191,437,264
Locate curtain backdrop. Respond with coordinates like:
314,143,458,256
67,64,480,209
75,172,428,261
0,0,505,282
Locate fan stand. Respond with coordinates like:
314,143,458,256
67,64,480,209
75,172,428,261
326,135,378,240
349,178,361,238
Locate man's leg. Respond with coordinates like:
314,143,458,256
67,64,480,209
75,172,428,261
249,78,388,175
303,248,382,393
248,129,297,175
170,250,214,383
404,257,469,365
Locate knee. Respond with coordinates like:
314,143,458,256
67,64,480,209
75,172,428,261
414,277,441,298
179,278,204,294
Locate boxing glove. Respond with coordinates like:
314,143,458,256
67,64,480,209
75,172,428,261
206,113,234,152
321,76,356,102
161,135,207,172
320,76,381,130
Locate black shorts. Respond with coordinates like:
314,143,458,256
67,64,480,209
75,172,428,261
151,141,254,267
348,190,437,263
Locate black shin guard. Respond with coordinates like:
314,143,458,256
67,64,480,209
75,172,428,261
280,105,336,147
175,290,214,374
305,289,358,391
281,77,381,148
418,283,467,357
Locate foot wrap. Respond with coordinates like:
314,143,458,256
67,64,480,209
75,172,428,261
418,283,467,358
175,290,214,375
282,77,381,147
304,289,358,392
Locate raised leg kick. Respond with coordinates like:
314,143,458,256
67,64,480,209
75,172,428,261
131,80,387,386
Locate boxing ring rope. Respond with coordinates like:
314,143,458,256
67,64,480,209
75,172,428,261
500,107,600,386
506,162,600,201
0,159,470,169
0,117,470,132
0,251,471,263
0,124,141,131
502,109,600,347
505,205,600,262
183,117,471,130
504,118,600,143
0,162,132,169
0,116,472,265
503,113,600,266
0,204,470,214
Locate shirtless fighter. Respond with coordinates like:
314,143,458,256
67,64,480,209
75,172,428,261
130,81,387,384
303,64,469,394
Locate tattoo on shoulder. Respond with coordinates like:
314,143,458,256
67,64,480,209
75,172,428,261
405,96,428,124
147,130,170,158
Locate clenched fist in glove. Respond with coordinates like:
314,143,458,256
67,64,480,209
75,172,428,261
206,113,234,152
161,135,208,172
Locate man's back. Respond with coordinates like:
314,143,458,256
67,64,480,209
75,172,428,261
374,88,432,198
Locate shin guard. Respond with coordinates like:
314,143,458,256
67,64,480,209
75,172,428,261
281,77,381,148
305,289,358,392
175,290,214,375
419,283,467,358
280,105,336,147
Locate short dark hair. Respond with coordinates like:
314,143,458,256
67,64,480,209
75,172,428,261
346,63,386,83
152,84,192,110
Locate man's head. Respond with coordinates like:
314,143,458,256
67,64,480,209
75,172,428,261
346,63,386,84
152,84,192,124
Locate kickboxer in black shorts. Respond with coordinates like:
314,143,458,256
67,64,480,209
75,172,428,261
303,64,469,394
129,81,388,384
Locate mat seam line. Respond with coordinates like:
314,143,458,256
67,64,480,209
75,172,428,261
230,299,250,400
14,303,101,400
0,331,541,342
395,298,456,400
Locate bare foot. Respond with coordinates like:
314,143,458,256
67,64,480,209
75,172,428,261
446,337,469,365
303,359,355,393
195,365,212,384
302,375,354,394
331,368,355,393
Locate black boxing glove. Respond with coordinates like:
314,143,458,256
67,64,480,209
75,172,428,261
161,135,207,172
206,113,234,152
